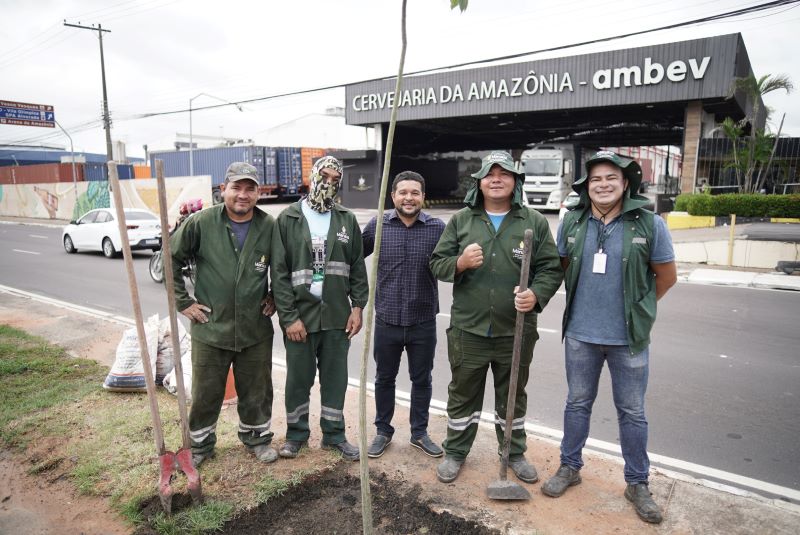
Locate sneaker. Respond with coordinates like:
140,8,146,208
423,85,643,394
409,435,444,458
278,440,307,459
367,434,392,458
624,483,663,524
249,444,278,463
436,456,464,483
541,464,582,497
323,440,359,461
507,455,538,483
191,450,215,468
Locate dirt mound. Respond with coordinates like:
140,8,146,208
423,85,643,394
135,465,499,534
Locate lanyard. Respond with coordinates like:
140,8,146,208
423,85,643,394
596,217,620,253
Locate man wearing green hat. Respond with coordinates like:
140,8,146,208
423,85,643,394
429,150,563,485
541,150,676,524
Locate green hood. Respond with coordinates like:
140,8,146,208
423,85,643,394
463,150,526,209
572,151,649,214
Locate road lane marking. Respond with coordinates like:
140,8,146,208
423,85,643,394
29,234,48,239
12,249,40,255
1,283,798,504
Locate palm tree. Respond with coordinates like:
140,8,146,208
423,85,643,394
727,74,793,192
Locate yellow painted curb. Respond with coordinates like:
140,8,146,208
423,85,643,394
771,217,800,223
666,212,715,229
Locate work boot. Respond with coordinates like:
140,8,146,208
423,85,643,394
278,440,307,459
367,434,392,458
625,483,663,524
409,435,444,458
541,464,582,497
191,450,215,468
507,454,538,483
249,444,278,463
436,456,464,483
323,440,360,461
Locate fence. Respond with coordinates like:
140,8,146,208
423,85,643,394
697,137,800,194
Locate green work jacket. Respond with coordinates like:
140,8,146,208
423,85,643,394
430,205,563,338
560,203,656,354
170,204,275,351
271,201,369,333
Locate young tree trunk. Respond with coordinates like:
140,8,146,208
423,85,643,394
358,1,407,533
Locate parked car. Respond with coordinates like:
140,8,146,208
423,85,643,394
62,208,161,258
558,191,580,221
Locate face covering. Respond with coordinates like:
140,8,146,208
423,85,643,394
306,156,343,213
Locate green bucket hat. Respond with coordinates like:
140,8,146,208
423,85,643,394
463,150,525,208
471,150,523,180
572,150,642,194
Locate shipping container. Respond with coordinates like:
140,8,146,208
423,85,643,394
300,147,327,191
276,147,303,196
133,164,151,178
150,146,269,187
149,151,191,179
263,147,278,192
0,162,84,185
84,162,107,182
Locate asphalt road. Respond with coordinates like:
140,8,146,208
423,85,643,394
1,219,798,495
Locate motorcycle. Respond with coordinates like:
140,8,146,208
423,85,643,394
149,244,196,285
149,198,202,285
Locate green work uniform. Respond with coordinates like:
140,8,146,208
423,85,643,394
271,201,369,444
171,204,276,454
430,196,563,460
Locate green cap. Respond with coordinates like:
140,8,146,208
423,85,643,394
224,161,260,184
471,150,523,180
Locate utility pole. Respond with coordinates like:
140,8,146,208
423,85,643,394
64,21,113,162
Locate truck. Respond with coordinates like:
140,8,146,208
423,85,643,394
149,146,279,204
518,144,576,211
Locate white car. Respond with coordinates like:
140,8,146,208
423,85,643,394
62,208,162,258
558,191,580,221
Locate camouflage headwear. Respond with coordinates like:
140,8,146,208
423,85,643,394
306,155,343,213
224,161,260,184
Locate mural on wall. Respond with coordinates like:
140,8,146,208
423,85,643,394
0,176,212,227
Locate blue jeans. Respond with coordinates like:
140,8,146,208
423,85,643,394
373,318,437,439
560,337,650,483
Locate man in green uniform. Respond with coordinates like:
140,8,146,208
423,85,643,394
272,156,369,461
171,161,278,467
430,150,563,484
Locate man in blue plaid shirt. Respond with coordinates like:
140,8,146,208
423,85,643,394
362,171,446,458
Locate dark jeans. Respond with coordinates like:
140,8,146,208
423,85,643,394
373,318,437,439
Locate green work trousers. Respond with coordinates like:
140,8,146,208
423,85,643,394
284,330,350,445
189,337,274,455
443,327,537,460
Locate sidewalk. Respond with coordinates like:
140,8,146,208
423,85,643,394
1,287,798,534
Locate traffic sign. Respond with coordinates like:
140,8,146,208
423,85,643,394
0,99,55,128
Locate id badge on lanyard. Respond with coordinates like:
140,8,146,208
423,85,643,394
593,250,607,274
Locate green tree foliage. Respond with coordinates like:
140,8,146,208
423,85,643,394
722,74,793,193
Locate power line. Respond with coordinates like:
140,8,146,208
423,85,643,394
135,0,800,119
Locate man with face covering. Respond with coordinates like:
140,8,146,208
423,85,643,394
271,156,369,460
429,151,563,484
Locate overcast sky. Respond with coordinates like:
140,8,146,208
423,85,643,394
1,0,798,159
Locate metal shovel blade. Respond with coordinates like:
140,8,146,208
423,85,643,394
487,479,532,501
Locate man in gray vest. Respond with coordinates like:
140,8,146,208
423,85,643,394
542,151,676,524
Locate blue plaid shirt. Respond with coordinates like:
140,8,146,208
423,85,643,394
362,210,446,326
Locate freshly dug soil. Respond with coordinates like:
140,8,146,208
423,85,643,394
136,465,500,534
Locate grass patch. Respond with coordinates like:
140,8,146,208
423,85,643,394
0,325,106,447
152,501,234,535
0,323,343,533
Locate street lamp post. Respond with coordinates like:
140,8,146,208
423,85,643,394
188,93,243,176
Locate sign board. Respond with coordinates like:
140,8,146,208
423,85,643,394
0,99,55,128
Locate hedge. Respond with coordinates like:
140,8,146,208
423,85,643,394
674,193,800,217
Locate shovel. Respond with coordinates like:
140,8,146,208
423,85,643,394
107,162,201,514
487,228,534,501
